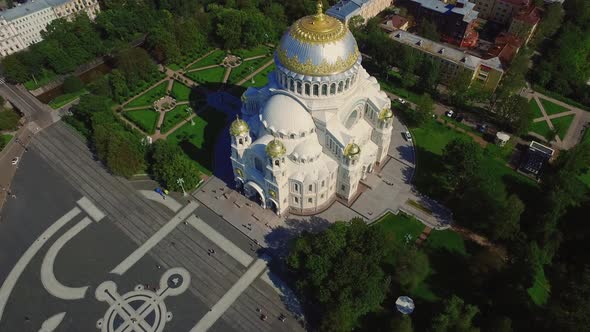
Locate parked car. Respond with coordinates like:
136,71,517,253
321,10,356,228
11,157,19,165
477,123,489,133
445,110,455,118
455,115,464,122
397,98,407,104
403,131,412,142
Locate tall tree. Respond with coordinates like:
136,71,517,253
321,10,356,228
431,295,480,332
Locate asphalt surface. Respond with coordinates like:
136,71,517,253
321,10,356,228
0,121,304,331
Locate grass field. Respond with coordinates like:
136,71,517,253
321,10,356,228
227,57,272,85
170,81,191,101
122,108,159,134
528,267,550,306
0,134,13,151
424,229,466,256
530,120,553,140
233,45,273,59
551,114,574,140
161,105,191,134
540,98,570,116
48,90,88,109
125,81,168,108
166,108,227,175
241,64,276,88
530,99,543,118
185,67,226,85
187,50,225,70
375,212,425,244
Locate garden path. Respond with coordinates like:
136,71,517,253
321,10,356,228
185,64,221,73
183,49,217,70
222,67,231,84
242,54,268,61
236,58,274,86
121,76,169,108
451,225,507,259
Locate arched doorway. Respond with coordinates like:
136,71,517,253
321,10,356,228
244,181,265,208
235,177,245,194
267,199,279,215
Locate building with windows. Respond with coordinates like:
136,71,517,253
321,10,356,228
469,0,531,24
406,0,480,47
230,1,394,216
0,0,100,57
326,0,393,23
508,5,541,44
389,29,504,91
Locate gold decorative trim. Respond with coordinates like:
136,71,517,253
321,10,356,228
268,189,277,198
276,47,359,76
344,142,361,159
379,108,393,120
235,168,243,177
289,15,346,44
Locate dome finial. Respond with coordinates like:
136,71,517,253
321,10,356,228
315,0,325,21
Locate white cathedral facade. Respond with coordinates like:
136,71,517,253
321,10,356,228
229,2,394,216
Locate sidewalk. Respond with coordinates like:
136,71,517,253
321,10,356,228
0,124,34,213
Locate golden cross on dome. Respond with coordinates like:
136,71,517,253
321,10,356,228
315,0,325,21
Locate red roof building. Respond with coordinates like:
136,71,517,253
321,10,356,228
509,6,542,44
488,32,523,65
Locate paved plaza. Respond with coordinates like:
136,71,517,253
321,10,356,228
0,122,304,332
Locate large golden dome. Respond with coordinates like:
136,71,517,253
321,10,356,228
230,117,249,136
276,1,360,76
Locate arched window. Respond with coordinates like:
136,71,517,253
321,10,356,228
288,78,293,91
321,84,328,96
338,81,344,92
345,109,359,129
330,83,336,95
345,78,350,89
313,84,319,96
290,133,296,139
296,81,302,94
274,160,280,166
238,138,243,145
305,83,310,95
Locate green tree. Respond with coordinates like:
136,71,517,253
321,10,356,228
287,219,390,331
0,110,20,131
393,247,430,291
531,3,564,46
63,75,84,94
408,93,434,126
2,55,29,83
438,138,482,194
548,266,590,331
150,140,201,191
417,58,441,93
390,314,413,332
492,194,524,241
493,94,533,135
105,130,146,178
417,18,440,41
431,295,480,332
115,48,157,88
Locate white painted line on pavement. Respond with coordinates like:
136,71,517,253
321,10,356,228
190,258,268,332
0,206,81,322
41,217,93,300
77,196,105,222
139,190,182,212
187,215,253,267
110,201,199,276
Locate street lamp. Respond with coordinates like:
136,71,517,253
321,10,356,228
249,66,255,84
177,178,187,197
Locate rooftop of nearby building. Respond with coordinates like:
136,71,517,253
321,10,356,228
488,32,522,64
498,0,530,6
410,0,478,23
389,14,409,29
0,0,52,21
513,6,542,25
45,0,74,5
326,0,371,20
390,29,503,71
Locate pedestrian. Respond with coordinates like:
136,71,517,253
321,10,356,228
156,264,161,269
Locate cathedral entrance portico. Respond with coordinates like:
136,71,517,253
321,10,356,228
244,181,265,208
267,198,280,215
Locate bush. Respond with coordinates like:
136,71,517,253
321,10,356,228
0,110,20,131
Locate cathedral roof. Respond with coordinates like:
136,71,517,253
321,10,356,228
261,94,315,135
275,0,360,76
230,117,249,136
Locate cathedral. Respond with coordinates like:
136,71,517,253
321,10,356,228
229,1,394,216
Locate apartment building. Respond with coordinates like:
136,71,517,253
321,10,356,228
469,0,531,24
406,0,480,48
389,29,504,91
327,0,393,23
508,5,541,44
0,0,100,57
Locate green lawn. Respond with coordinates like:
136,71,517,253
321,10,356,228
424,229,467,256
122,108,159,134
412,120,467,155
375,212,425,244
0,134,13,151
228,56,272,85
529,99,543,118
241,64,276,88
233,45,273,59
166,108,227,175
530,120,553,140
125,81,168,108
187,50,225,70
528,267,550,306
48,90,88,109
170,81,191,101
161,105,192,134
167,64,182,71
540,98,571,116
551,114,575,140
185,67,226,84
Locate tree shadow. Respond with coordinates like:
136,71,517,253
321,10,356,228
396,143,416,164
